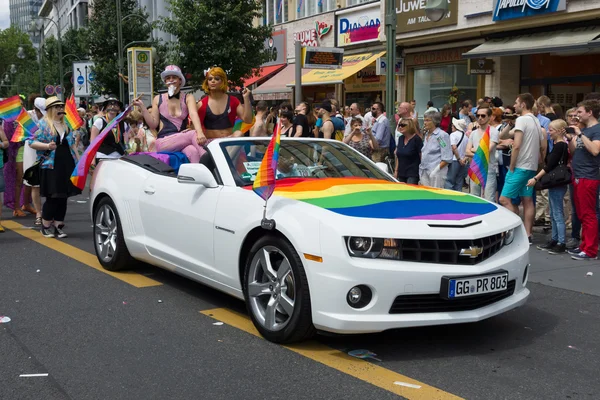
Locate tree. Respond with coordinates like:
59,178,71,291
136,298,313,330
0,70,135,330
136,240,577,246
87,0,154,96
0,27,39,98
162,0,273,89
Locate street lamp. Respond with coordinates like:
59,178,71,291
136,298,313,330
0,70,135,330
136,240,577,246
28,21,44,94
32,15,64,99
17,46,26,59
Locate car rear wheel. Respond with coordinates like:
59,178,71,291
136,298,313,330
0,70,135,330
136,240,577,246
94,197,136,271
243,235,315,344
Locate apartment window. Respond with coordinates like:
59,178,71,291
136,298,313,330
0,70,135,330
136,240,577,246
347,0,371,5
297,0,336,19
263,0,289,25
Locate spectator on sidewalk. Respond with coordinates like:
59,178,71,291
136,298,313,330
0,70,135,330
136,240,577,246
420,110,452,188
466,106,499,202
444,117,468,191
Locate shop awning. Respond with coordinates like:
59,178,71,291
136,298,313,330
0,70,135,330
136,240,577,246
253,64,312,95
241,63,286,87
463,26,600,58
287,51,386,87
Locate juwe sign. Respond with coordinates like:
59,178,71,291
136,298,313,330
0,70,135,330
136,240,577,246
395,0,457,33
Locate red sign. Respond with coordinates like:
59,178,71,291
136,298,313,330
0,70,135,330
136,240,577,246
293,20,332,47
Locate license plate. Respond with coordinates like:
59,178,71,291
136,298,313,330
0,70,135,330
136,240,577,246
443,271,508,299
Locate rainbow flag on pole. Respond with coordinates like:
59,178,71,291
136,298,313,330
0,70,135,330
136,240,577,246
15,108,38,135
10,123,28,143
233,115,256,135
65,93,84,130
0,95,23,122
252,122,281,201
468,126,490,189
70,105,133,190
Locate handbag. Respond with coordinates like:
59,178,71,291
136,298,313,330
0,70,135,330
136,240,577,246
535,144,571,190
23,150,50,186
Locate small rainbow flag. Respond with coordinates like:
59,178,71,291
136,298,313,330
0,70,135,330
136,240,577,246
10,122,28,143
0,95,23,122
468,126,490,189
65,93,84,130
233,114,256,135
252,121,281,201
16,108,39,136
70,105,132,190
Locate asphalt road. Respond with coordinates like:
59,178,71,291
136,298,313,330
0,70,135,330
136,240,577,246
1,196,599,400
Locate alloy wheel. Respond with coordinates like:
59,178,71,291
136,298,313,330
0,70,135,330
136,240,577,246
95,204,118,262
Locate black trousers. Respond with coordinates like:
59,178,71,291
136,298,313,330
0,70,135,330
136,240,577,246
42,197,68,222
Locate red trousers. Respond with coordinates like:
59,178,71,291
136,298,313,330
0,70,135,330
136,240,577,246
573,178,600,257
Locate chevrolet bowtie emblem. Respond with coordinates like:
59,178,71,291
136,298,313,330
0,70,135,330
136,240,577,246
459,246,483,258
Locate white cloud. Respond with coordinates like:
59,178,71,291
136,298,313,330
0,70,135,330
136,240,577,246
0,4,10,30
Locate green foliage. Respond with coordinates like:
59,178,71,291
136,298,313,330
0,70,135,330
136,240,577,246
87,0,154,96
162,0,272,89
0,27,39,98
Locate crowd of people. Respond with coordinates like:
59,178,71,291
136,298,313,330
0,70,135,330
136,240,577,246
1,64,599,262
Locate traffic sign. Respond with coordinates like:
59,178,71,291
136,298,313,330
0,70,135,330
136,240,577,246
45,85,55,95
73,61,95,97
55,85,63,95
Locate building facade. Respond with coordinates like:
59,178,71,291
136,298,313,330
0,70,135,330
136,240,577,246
38,0,88,38
9,0,42,47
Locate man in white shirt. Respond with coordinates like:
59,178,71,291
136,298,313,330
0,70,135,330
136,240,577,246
444,118,469,191
466,106,499,202
499,93,547,243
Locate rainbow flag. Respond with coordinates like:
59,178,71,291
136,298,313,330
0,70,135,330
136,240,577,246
0,95,23,122
468,126,490,189
233,115,256,135
252,122,281,201
65,93,84,130
10,123,28,143
15,108,39,136
70,105,133,190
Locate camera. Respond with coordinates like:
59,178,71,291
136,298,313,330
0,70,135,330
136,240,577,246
503,113,518,120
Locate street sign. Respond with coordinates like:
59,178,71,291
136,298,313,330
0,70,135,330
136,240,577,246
376,57,405,76
73,61,95,97
127,47,154,107
45,85,55,96
55,86,63,95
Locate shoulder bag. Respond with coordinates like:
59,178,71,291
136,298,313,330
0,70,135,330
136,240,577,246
535,143,571,190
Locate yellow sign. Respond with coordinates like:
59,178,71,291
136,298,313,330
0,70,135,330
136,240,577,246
344,66,385,93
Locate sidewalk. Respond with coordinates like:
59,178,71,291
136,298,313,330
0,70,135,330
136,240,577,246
529,228,600,297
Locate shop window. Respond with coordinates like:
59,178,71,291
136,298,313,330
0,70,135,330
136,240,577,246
413,63,477,120
263,0,289,25
297,0,336,19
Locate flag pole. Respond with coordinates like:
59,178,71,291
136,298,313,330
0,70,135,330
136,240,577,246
259,121,280,231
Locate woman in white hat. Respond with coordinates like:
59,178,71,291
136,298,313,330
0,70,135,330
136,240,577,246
28,96,81,238
444,117,469,191
132,65,206,163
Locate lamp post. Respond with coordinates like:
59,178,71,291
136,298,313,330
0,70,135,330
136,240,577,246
33,15,63,99
28,21,44,94
384,0,397,135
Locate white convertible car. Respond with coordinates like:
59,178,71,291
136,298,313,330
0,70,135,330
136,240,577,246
90,138,530,343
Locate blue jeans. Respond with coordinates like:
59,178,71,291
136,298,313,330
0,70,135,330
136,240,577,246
549,185,568,244
569,183,582,240
444,160,468,191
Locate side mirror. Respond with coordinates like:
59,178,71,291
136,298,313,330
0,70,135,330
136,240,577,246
375,162,389,173
177,164,218,188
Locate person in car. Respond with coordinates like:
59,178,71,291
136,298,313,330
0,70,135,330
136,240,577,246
133,65,205,163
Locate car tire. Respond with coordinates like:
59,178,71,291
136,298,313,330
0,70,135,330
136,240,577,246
243,234,315,344
93,197,136,272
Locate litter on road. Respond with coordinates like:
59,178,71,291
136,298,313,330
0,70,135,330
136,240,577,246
348,349,382,362
213,322,224,326
586,272,593,277
0,316,11,323
394,381,422,389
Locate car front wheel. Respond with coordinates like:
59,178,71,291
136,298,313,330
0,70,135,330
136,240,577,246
243,235,315,344
93,197,136,271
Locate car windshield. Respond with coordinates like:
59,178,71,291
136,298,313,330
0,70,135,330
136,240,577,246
219,139,393,186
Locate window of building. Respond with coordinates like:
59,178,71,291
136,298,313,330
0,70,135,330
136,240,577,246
263,0,289,25
346,0,372,6
297,0,336,19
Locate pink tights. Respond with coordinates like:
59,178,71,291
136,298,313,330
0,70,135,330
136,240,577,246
155,130,206,163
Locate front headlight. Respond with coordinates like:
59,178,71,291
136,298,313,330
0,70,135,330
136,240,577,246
346,237,384,258
502,228,516,246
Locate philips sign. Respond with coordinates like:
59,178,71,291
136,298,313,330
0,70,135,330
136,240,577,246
492,0,566,21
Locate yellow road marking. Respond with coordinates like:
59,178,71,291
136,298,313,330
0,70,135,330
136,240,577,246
3,220,162,288
201,308,463,400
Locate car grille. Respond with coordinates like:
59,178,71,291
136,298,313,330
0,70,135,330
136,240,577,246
381,233,504,265
388,280,516,314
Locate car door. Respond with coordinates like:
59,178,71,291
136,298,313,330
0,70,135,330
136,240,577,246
138,173,222,278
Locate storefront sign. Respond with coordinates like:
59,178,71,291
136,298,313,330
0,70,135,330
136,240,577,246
293,21,333,47
336,3,381,47
468,58,494,75
406,47,473,66
396,0,458,33
303,47,344,69
375,57,405,76
493,0,566,22
263,30,286,67
345,65,385,93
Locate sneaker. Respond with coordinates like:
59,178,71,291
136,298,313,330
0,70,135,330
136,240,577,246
34,217,42,226
567,247,582,255
548,243,567,255
566,238,580,250
571,251,598,261
528,236,533,245
537,240,557,251
534,218,548,227
54,224,67,239
41,226,55,238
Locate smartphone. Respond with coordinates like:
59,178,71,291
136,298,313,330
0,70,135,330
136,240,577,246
565,127,576,134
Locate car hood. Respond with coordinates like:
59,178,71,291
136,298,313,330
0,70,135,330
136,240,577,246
270,177,498,221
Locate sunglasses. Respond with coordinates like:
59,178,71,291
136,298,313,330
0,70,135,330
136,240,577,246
398,123,408,127
568,114,577,118
476,114,488,118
